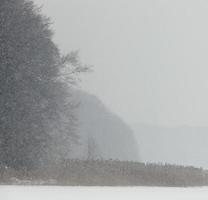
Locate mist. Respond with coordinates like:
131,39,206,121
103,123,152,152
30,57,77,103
34,0,208,127
32,0,208,169
3,0,208,188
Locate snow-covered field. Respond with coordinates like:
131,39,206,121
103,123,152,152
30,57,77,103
1,186,208,200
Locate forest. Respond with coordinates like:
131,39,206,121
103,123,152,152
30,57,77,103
1,0,208,187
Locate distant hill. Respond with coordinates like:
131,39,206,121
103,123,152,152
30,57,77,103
69,90,140,161
132,124,208,169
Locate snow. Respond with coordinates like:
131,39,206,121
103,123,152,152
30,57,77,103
1,186,208,200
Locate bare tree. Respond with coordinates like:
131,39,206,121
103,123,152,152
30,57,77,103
87,136,101,160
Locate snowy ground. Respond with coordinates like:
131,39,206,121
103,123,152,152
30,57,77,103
1,186,208,200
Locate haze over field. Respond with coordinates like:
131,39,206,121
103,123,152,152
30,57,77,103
32,0,208,169
34,0,208,127
3,0,208,191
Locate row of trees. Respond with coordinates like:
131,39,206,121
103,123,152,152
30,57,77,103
0,0,87,170
1,160,207,186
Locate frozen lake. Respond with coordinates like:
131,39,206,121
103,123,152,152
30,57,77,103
1,186,208,200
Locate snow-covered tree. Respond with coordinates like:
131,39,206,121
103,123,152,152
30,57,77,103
0,0,85,170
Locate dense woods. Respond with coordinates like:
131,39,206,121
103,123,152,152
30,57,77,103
0,0,86,170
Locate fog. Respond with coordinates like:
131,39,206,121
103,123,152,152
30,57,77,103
34,0,208,127
70,90,140,161
34,0,208,168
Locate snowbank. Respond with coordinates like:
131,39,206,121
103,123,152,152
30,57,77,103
1,186,208,200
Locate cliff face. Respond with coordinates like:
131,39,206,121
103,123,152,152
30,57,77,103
69,90,140,161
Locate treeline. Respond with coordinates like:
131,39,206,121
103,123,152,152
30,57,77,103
0,0,87,170
1,160,208,187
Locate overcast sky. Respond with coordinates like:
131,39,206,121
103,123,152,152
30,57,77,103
34,0,208,128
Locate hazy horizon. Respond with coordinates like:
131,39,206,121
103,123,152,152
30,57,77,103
3,0,208,189
33,0,208,129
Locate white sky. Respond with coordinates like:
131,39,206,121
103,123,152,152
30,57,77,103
34,0,208,127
